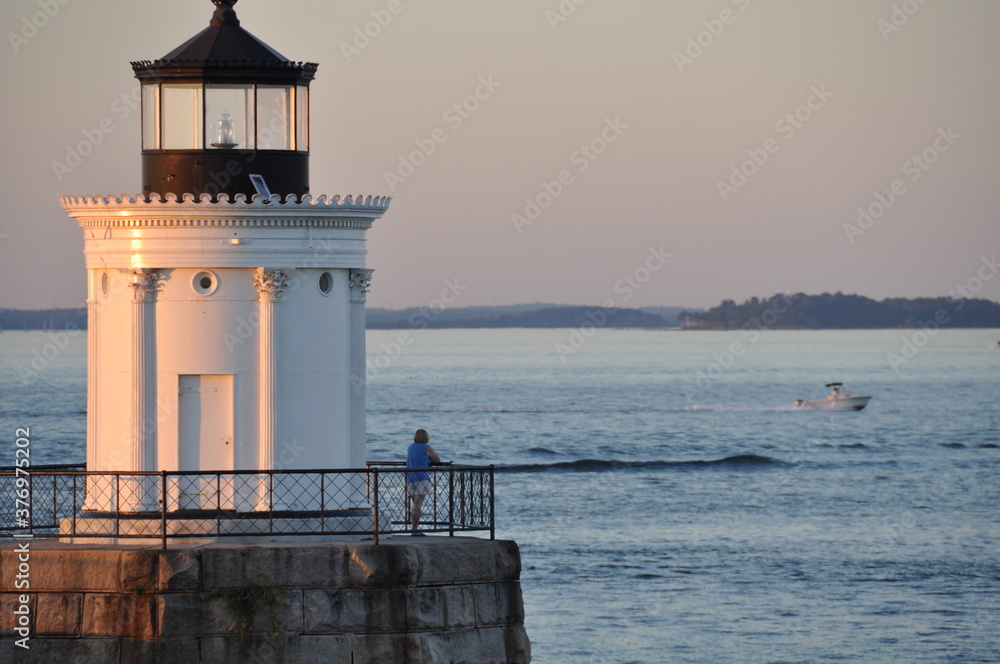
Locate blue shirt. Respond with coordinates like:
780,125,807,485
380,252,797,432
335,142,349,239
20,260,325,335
406,442,431,482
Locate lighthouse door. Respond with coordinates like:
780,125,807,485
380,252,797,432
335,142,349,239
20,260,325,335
178,374,234,510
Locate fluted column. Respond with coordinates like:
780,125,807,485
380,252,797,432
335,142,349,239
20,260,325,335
349,269,373,467
84,275,99,510
254,268,292,508
125,268,162,511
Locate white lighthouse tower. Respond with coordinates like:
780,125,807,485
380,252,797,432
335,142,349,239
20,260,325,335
60,0,389,514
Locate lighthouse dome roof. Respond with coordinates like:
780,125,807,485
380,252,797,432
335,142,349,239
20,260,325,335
131,0,317,84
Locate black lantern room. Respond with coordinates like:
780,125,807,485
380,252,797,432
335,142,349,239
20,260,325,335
131,0,317,200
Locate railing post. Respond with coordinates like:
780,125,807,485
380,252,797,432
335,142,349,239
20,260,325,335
489,465,495,541
26,471,33,535
320,472,326,534
268,471,274,536
114,473,120,540
215,472,222,539
71,474,78,538
51,473,57,527
459,470,467,527
448,468,455,538
372,468,380,546
161,471,168,550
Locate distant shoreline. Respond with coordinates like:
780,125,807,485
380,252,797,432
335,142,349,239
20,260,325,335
2,294,999,331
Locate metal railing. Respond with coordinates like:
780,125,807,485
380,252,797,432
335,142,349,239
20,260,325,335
0,463,494,548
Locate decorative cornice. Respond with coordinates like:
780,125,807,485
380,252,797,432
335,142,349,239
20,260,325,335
349,269,374,302
131,59,318,72
60,193,391,229
60,193,391,210
254,268,293,302
71,218,376,229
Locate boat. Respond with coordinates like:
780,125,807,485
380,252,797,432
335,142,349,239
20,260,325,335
794,382,872,411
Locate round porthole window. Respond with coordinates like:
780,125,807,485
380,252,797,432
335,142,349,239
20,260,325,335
192,270,219,296
100,272,110,296
318,271,334,296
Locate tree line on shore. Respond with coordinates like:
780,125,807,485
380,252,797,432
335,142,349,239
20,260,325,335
678,292,1000,329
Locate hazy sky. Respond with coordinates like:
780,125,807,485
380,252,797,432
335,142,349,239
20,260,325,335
1,0,998,311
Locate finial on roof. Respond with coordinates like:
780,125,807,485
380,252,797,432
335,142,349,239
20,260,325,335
211,0,239,27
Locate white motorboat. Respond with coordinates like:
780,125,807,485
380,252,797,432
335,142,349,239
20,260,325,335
794,382,872,411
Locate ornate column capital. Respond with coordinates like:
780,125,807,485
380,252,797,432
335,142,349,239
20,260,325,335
254,268,293,302
123,269,165,302
349,269,374,302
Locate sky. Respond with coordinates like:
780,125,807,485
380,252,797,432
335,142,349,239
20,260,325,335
0,0,998,311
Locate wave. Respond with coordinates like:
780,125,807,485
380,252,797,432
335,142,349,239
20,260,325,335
498,454,784,474
382,405,806,415
382,406,665,415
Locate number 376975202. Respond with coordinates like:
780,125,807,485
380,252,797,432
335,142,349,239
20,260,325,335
14,427,31,520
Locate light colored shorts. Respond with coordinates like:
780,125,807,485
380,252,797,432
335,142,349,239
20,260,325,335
407,480,433,497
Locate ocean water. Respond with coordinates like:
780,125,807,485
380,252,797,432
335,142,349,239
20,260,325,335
2,327,999,663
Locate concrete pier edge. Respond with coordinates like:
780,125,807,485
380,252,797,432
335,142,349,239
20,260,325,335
0,537,530,664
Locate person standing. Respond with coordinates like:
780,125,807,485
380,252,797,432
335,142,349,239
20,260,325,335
406,428,441,536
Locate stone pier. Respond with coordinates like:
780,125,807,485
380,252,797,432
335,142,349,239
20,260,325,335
0,538,530,663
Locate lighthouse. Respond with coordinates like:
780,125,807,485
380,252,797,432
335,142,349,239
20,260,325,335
10,5,528,659
13,0,531,664
59,0,390,514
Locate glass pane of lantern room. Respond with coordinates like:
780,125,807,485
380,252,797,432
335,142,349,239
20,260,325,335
296,86,309,152
205,85,254,150
141,84,160,150
257,85,293,150
161,84,203,150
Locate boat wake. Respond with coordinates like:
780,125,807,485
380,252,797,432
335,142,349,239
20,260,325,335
684,405,803,413
498,454,785,474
